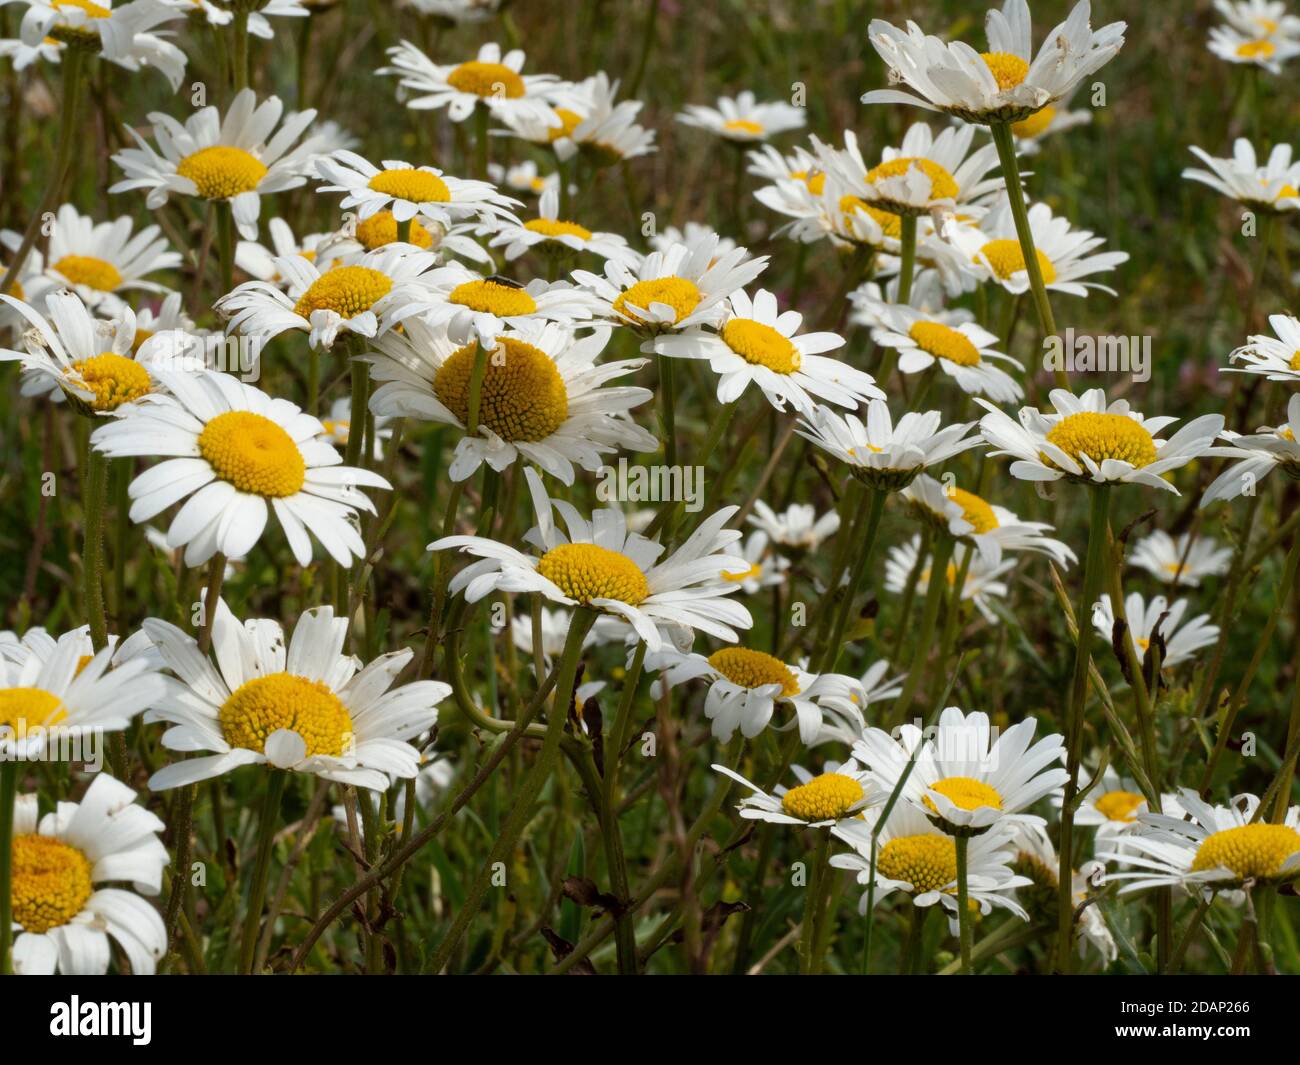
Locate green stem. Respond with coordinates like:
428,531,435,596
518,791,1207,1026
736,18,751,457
896,213,918,305
955,834,972,975
901,899,928,975
601,642,646,975
473,102,489,180
232,10,250,92
817,487,887,673
627,0,660,98
238,769,288,974
217,201,235,296
658,353,678,468
82,445,109,650
798,830,833,974
890,532,955,725
0,760,16,975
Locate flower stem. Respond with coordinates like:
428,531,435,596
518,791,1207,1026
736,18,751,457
897,213,918,305
797,829,833,974
601,641,646,974
81,444,109,650
238,769,288,974
0,759,16,975
232,10,251,92
890,532,955,725
817,486,886,673
217,200,235,297
955,834,973,975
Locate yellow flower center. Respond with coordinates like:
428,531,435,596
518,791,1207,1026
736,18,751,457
1256,17,1280,33
0,270,22,300
293,265,394,320
723,118,765,136
839,195,902,239
446,60,525,99
1011,105,1057,139
548,107,584,141
354,210,435,250
721,561,762,583
448,279,538,316
68,353,150,411
1278,184,1300,201
706,647,800,697
11,835,93,934
1290,350,1300,371
219,672,354,758
1236,39,1277,59
612,277,702,326
950,487,998,534
865,157,959,200
878,833,957,893
433,336,568,441
720,318,802,374
367,168,451,203
1190,823,1300,880
176,145,269,200
55,0,109,14
780,772,865,821
536,543,649,606
1045,411,1158,470
0,686,66,736
978,239,1057,283
197,410,306,497
981,51,1030,89
52,254,122,292
908,320,981,367
524,218,594,241
1094,789,1145,823
924,776,1003,814
792,169,826,195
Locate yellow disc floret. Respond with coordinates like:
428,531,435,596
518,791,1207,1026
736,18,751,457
878,833,958,893
0,687,66,736
68,353,150,411
612,277,702,326
536,543,649,605
1236,39,1277,59
219,672,354,758
723,119,765,136
925,776,1003,814
720,318,802,374
980,51,1030,90
524,218,594,241
908,320,981,367
839,195,901,240
447,60,525,98
1094,789,1145,823
53,254,122,292
198,410,307,497
1190,823,1300,880
548,108,584,141
949,487,998,534
354,210,435,250
448,279,538,316
1012,105,1057,139
706,647,800,696
865,157,959,201
433,336,568,441
780,772,865,821
367,168,451,204
176,145,269,200
11,835,93,933
978,239,1057,283
293,265,394,320
1045,411,1158,470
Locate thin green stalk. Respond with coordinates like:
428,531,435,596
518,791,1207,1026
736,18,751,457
217,201,235,296
232,10,251,92
955,834,972,975
817,486,887,673
81,445,109,650
890,532,955,724
0,760,16,975
896,213,918,305
658,353,678,468
797,830,833,974
238,769,288,973
473,102,490,179
627,0,660,98
601,641,646,974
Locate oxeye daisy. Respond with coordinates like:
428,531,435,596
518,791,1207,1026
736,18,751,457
485,186,639,266
1128,531,1232,587
1009,823,1116,963
142,600,450,791
234,217,345,287
649,223,736,260
1056,765,1167,846
379,40,562,125
901,473,1075,568
653,287,879,414
129,291,196,354
573,232,767,336
1184,141,1300,212
364,317,657,484
1001,83,1092,153
854,705,1069,835
871,301,1023,403
509,605,600,664
0,627,165,762
13,0,188,89
862,0,1126,125
1201,394,1300,504
676,91,806,143
314,150,519,228
0,30,62,69
1215,0,1300,38
883,534,1014,624
319,395,391,460
90,373,390,567
488,159,559,197
1226,312,1300,380
747,500,840,556
797,399,984,492
977,388,1225,493
647,644,859,743
406,261,600,346
1092,592,1219,668
713,531,788,595
1207,22,1300,72
813,659,908,746
0,291,161,414
401,0,502,22
8,773,168,976
159,0,308,38
0,623,159,672
958,200,1128,297
544,72,656,166
712,759,876,828
1,204,179,313
429,468,753,652
1100,790,1300,897
216,244,440,350
109,88,322,240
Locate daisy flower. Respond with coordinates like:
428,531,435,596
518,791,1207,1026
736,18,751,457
901,473,1075,567
1208,21,1300,72
1009,823,1116,963
1100,790,1300,897
854,705,1069,835
130,290,195,351
573,231,767,336
1202,394,1300,505
958,200,1128,297
814,659,908,746
216,244,440,350
797,399,984,492
0,30,61,69
1215,0,1300,37
548,72,657,166
871,301,1023,403
714,530,788,595
109,89,322,240
320,395,391,460
1092,592,1219,668
90,372,390,567
650,222,736,260
233,217,345,286
364,316,657,484
647,643,859,743
712,759,876,828
315,150,519,229
0,623,159,672
485,186,639,266
676,91,806,143
9,774,168,975
977,388,1225,494
401,0,501,22
1058,765,1171,849
1002,83,1092,153
884,535,1014,625
160,0,308,38
862,0,1126,125
143,600,450,791
509,605,602,663
379,40,561,126
748,499,840,555
1129,531,1231,587
429,468,753,652
1184,141,1300,213
13,0,187,89
1226,312,1300,380
487,159,559,197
